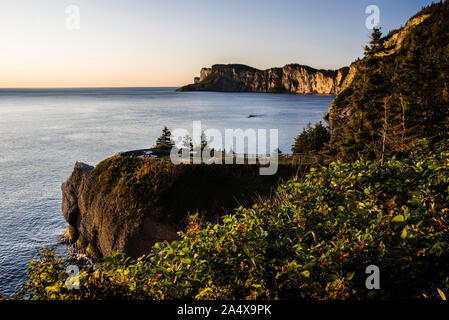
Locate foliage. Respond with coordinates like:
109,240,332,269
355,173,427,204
364,27,384,57
155,126,175,150
91,155,296,224
182,134,193,150
92,156,177,220
182,131,209,153
330,1,449,160
292,122,331,154
15,139,449,300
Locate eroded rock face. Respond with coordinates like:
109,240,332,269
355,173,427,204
200,68,212,81
376,14,431,57
61,159,293,259
177,63,357,95
61,162,178,259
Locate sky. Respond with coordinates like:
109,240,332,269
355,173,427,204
0,0,438,88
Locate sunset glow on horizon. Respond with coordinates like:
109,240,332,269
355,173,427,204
0,0,435,88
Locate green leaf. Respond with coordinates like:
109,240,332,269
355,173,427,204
346,272,355,281
401,227,408,239
437,288,447,301
392,215,405,223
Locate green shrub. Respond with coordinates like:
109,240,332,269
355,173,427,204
13,140,449,300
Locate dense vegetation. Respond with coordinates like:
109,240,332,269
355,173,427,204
292,122,330,154
329,1,449,160
12,139,449,300
92,155,297,225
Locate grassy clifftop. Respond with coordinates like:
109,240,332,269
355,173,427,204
91,155,297,225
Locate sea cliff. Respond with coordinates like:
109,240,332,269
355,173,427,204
62,157,294,258
177,63,358,95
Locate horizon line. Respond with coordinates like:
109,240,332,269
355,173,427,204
0,85,182,90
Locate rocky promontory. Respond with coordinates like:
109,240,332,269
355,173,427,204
177,63,358,95
62,157,295,258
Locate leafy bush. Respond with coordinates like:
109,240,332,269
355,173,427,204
13,140,449,300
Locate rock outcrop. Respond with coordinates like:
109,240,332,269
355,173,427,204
177,63,358,95
376,14,431,57
61,162,176,259
62,158,295,258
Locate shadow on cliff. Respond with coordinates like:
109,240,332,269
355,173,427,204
62,156,301,259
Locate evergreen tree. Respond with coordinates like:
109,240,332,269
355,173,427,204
364,27,384,57
192,131,208,152
292,122,330,154
329,1,449,160
200,131,208,151
182,134,193,151
155,126,175,149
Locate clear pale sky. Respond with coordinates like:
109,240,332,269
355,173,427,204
0,0,437,88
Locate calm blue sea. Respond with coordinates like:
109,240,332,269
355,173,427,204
0,87,334,297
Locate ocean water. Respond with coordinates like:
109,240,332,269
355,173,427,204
0,87,334,297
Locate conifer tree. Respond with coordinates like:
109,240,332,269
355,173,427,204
155,126,175,149
182,134,193,151
292,122,330,154
364,27,384,57
200,131,208,151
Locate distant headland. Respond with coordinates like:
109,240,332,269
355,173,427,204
177,63,358,95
